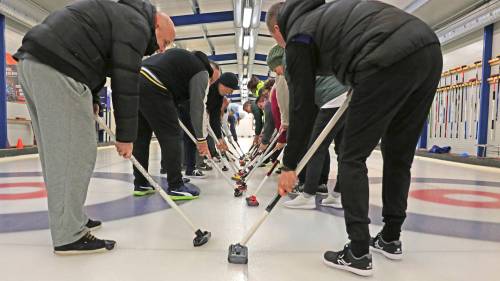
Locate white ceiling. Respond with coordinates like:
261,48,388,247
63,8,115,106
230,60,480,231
6,0,490,77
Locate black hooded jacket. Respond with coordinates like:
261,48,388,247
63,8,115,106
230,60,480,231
14,0,158,142
206,81,224,139
278,0,440,169
279,0,440,85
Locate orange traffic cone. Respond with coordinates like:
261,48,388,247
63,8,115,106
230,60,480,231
16,138,24,149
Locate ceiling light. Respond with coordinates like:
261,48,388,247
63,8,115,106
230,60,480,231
243,35,250,51
234,0,243,27
243,8,252,28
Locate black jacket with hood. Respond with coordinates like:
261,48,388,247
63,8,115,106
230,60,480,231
14,0,158,142
279,0,440,86
278,0,440,169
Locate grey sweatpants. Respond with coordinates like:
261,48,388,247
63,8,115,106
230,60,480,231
18,58,96,247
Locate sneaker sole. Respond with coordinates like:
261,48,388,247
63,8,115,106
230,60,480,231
133,190,156,197
370,246,403,260
284,203,316,209
319,202,343,209
323,256,373,277
54,247,112,256
185,175,207,179
169,195,199,201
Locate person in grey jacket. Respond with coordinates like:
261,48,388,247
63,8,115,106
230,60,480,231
15,0,175,255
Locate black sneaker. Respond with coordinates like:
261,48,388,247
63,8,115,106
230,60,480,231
198,162,213,171
370,233,403,260
54,232,116,255
160,168,167,174
323,244,373,277
86,219,101,231
182,177,191,184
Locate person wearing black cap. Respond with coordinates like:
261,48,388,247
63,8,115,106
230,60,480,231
132,48,219,200
206,72,240,152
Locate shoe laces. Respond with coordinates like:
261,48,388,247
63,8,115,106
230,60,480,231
84,232,97,241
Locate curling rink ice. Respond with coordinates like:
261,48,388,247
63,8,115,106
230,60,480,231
1,138,500,281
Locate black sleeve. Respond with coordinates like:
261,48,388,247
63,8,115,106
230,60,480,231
262,102,275,144
110,21,150,142
209,105,222,139
252,104,264,135
283,41,318,170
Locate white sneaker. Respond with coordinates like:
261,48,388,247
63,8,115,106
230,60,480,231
284,193,316,209
320,192,342,209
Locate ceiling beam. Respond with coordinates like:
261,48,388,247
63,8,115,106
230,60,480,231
171,11,267,26
172,11,234,26
176,33,235,41
436,0,500,46
404,0,430,13
220,62,268,66
187,0,216,55
208,53,267,62
175,33,272,41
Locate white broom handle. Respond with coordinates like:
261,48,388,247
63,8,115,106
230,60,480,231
208,127,238,174
178,119,235,188
94,116,197,232
253,148,285,196
239,92,352,246
244,132,281,182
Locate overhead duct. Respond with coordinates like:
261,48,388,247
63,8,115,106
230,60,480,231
0,0,48,29
436,1,500,46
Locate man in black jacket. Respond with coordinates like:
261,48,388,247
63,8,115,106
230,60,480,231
15,0,175,255
267,0,442,276
133,49,217,200
207,72,240,152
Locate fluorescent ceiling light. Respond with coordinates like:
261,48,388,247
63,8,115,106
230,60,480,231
243,8,252,28
237,29,244,48
243,35,250,50
243,55,249,65
234,0,243,27
251,0,262,28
